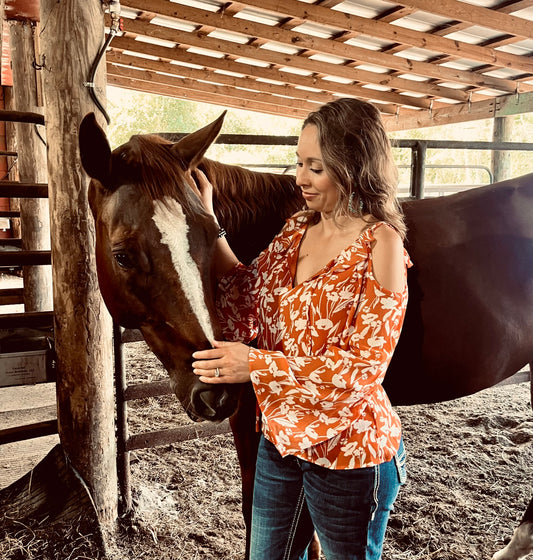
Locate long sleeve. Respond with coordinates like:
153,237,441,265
216,262,259,344
216,216,303,343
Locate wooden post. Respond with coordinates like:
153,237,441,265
39,0,117,528
9,20,52,311
491,115,513,183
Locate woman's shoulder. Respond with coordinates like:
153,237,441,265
366,222,408,292
367,221,404,246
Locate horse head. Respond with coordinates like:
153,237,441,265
78,112,239,422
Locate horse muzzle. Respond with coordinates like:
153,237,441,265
188,382,239,422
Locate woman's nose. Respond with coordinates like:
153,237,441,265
296,166,308,186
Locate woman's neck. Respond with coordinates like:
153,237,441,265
314,212,370,237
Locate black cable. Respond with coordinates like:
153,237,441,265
85,1,121,125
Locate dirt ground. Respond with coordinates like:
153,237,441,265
1,339,532,560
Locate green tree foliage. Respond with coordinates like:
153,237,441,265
106,87,533,189
107,87,301,169
106,88,223,148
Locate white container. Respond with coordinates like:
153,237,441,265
0,350,48,387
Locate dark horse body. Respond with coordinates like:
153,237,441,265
79,113,533,560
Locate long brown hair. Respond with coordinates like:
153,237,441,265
302,98,406,239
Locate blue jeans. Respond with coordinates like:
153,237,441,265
250,435,406,560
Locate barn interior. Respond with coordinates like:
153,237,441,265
0,0,532,559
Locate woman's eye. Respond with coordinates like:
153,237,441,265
114,252,134,269
311,168,323,174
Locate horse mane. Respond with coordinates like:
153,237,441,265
199,159,303,234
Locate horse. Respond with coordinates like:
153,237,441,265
79,111,533,560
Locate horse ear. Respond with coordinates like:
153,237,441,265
79,112,112,185
172,111,226,169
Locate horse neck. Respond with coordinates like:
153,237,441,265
200,158,302,234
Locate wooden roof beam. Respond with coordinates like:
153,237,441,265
121,0,528,92
396,0,533,39
190,0,533,73
106,51,399,114
108,74,309,120
107,66,312,119
109,36,432,110
384,90,533,131
117,16,485,101
379,0,532,86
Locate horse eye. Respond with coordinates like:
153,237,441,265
114,252,134,269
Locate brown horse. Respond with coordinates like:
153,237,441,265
79,112,533,560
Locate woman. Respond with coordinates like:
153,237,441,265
191,97,410,560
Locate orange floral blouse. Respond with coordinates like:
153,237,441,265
216,213,411,470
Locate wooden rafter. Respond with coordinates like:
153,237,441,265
397,0,533,38
115,18,488,101
107,51,398,114
121,0,529,93
231,0,532,73
108,36,433,109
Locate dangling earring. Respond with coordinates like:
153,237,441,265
348,192,356,213
349,193,364,214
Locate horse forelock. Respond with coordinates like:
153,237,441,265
112,134,205,218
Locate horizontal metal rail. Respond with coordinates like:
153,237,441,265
0,238,22,248
392,139,533,151
0,419,58,446
161,134,533,152
0,287,23,305
123,379,172,401
0,415,231,450
126,420,231,452
0,109,45,125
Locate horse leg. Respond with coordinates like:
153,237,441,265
229,383,261,560
492,367,533,560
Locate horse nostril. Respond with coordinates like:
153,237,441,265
197,389,218,419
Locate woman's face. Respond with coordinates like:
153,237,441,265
296,124,339,215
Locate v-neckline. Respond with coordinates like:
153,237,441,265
290,221,378,288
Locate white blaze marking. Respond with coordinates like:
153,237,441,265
152,197,215,343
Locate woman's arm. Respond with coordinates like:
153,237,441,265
187,168,260,344
188,168,239,279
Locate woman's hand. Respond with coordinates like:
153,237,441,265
186,168,215,216
192,340,251,384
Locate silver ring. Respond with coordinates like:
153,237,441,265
215,367,220,378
